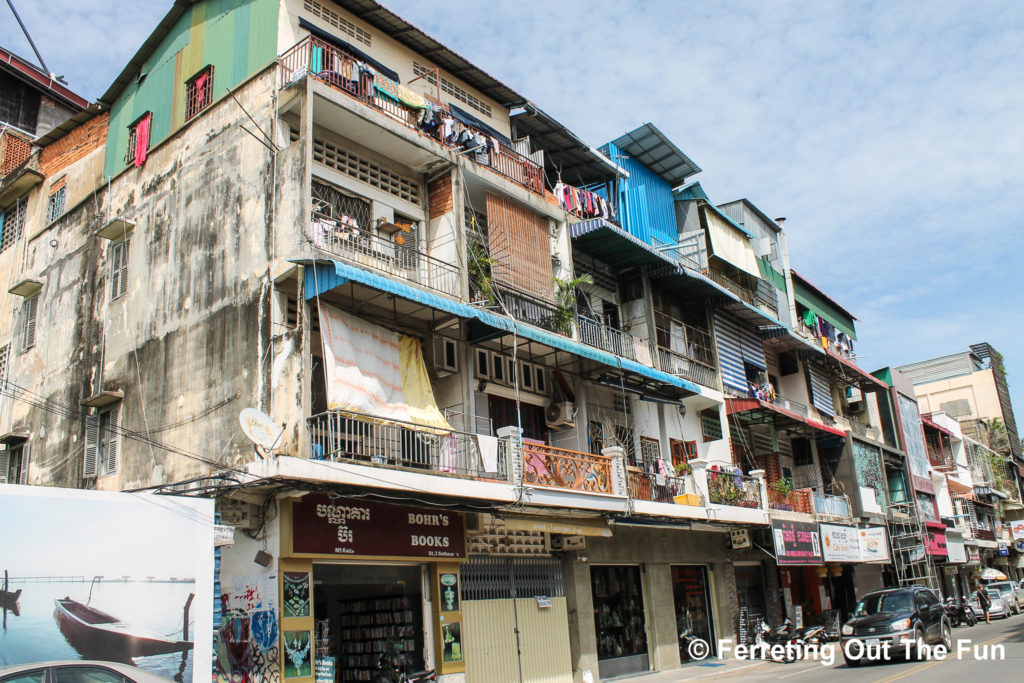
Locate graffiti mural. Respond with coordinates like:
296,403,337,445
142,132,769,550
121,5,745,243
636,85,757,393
214,575,280,683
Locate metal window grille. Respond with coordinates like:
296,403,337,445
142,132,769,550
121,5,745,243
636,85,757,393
0,344,8,416
21,294,38,351
125,124,138,165
312,136,422,206
312,180,372,229
303,0,372,46
640,436,661,467
412,62,492,118
1,198,26,253
46,186,66,223
110,238,130,300
185,66,214,121
461,557,565,600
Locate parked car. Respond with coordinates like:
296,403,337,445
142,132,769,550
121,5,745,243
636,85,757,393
968,587,1010,619
987,581,1024,613
0,661,174,683
841,586,951,667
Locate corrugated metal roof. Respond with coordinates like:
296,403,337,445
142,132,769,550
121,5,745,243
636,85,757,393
790,269,859,321
510,102,622,184
569,218,679,270
609,123,701,188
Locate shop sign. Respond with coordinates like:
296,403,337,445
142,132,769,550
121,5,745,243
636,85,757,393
1015,538,1024,554
820,524,861,562
998,542,1009,557
1010,519,1024,541
946,531,967,564
772,519,822,565
924,522,947,557
968,546,981,563
291,495,465,559
315,657,336,683
858,527,890,563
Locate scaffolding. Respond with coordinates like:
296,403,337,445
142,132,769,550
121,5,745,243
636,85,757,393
886,501,939,590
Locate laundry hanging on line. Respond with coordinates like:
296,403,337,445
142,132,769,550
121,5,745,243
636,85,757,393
553,182,614,221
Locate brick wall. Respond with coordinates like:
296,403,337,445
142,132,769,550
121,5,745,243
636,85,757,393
39,112,109,177
0,131,33,176
427,171,453,219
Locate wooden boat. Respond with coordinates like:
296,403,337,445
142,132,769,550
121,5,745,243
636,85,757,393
54,597,193,658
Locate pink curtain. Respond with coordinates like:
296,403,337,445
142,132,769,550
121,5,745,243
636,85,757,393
134,113,151,167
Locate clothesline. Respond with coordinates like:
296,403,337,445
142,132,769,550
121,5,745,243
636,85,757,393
553,182,614,221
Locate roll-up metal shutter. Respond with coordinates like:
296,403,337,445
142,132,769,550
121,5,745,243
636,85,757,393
808,363,834,415
713,313,746,392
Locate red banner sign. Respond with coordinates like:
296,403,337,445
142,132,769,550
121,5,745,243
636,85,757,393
924,522,947,557
292,495,465,559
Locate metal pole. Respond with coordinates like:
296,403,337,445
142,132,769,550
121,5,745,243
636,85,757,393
5,0,50,76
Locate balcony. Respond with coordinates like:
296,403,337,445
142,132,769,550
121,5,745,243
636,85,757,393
577,315,638,361
280,36,544,194
707,468,763,508
813,492,851,518
704,269,779,319
521,441,613,494
628,470,700,504
311,210,460,299
308,410,505,479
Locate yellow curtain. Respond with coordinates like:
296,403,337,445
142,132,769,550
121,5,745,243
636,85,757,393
399,335,453,431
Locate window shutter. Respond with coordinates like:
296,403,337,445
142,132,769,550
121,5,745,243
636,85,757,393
105,406,120,475
119,240,130,298
83,414,99,478
0,447,8,484
22,295,38,350
110,242,123,300
18,442,30,485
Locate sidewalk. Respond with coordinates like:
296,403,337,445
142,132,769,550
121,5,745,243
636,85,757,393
605,657,777,682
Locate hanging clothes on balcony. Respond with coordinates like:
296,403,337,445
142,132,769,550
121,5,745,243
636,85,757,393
373,71,429,109
553,182,612,220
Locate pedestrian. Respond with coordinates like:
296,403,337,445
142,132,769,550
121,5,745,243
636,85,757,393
975,582,991,624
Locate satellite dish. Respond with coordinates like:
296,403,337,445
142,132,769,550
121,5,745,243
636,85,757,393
240,408,283,450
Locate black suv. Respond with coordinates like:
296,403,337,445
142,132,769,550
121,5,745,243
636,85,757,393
841,586,952,666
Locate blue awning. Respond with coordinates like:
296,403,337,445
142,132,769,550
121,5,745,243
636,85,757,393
569,218,681,270
298,259,701,395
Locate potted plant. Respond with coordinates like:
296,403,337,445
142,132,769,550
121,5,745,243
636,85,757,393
674,461,692,476
770,477,795,510
467,241,496,305
545,273,594,335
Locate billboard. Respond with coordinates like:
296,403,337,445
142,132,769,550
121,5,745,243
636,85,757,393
858,526,890,563
772,520,822,565
820,524,861,562
0,485,214,681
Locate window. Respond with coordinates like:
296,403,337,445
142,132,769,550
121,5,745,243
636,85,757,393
303,0,372,46
185,66,214,121
21,294,38,351
110,238,130,300
312,138,422,206
46,185,66,223
0,442,30,485
670,439,697,468
0,670,45,683
84,405,120,478
124,112,152,166
701,409,723,442
640,437,661,467
53,666,127,683
0,197,27,253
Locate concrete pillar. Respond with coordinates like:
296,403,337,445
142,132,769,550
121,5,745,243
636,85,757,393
646,563,681,672
564,553,598,683
602,446,628,497
497,426,522,486
750,468,769,510
690,458,710,504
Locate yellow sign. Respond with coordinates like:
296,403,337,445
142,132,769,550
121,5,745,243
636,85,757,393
504,517,612,537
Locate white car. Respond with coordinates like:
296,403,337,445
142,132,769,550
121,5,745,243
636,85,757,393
969,588,1010,619
0,661,175,683
987,581,1024,613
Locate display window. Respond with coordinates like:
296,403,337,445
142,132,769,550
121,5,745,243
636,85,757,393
590,566,648,665
671,565,716,662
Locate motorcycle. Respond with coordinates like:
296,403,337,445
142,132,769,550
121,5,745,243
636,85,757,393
374,642,436,683
945,596,976,627
753,617,796,661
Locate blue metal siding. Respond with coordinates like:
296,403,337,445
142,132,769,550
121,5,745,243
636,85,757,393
738,322,766,370
602,141,678,247
714,312,747,392
808,363,834,415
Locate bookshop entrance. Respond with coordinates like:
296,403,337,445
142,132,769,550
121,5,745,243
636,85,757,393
313,563,427,682
591,565,649,679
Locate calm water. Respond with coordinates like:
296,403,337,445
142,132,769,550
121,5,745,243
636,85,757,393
0,580,196,681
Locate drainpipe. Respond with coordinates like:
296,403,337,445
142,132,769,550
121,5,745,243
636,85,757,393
775,217,799,328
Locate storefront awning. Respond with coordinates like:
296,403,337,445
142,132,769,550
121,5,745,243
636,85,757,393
503,516,612,537
820,347,889,391
947,478,974,499
726,398,847,437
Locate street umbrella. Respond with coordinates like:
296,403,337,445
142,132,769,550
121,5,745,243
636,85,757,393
980,567,1007,581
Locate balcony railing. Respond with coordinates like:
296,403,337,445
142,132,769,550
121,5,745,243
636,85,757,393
813,492,851,518
521,442,613,494
280,36,543,194
655,346,719,389
308,409,505,479
311,212,460,298
707,469,763,508
577,315,637,361
704,269,779,319
628,470,699,504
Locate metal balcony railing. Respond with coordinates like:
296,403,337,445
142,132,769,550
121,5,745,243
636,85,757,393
704,269,779,319
813,492,851,518
521,442,613,494
311,211,460,298
707,469,763,508
655,346,720,389
576,315,637,361
280,36,543,194
308,409,505,479
628,470,699,504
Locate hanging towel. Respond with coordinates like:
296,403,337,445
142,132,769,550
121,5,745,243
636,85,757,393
134,113,152,168
477,434,499,473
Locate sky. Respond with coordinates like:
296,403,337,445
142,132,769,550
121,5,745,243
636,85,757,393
2,1,1023,436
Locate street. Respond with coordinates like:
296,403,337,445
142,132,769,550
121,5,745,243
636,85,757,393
615,612,1024,682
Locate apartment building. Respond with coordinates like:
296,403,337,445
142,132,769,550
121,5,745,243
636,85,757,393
1,2,1022,682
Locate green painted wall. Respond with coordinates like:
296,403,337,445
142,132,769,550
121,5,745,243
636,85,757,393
103,0,279,179
793,279,857,340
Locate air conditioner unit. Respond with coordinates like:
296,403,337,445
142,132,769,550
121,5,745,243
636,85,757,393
546,401,576,429
847,399,866,415
730,529,751,550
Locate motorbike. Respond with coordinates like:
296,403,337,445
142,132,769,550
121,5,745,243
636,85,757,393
945,596,976,627
753,617,796,661
374,644,436,683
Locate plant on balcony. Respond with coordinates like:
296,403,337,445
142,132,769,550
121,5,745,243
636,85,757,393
546,273,593,335
708,466,745,506
467,242,496,306
769,477,795,510
674,461,692,476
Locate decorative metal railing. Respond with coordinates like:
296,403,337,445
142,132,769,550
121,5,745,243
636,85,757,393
307,409,505,479
311,211,460,298
280,36,543,194
521,442,613,494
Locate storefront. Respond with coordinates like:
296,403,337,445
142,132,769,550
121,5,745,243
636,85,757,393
943,531,969,599
591,565,649,677
280,495,468,682
671,566,716,663
772,519,825,625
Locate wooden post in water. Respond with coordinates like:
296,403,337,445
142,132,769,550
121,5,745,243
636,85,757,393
178,592,195,676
